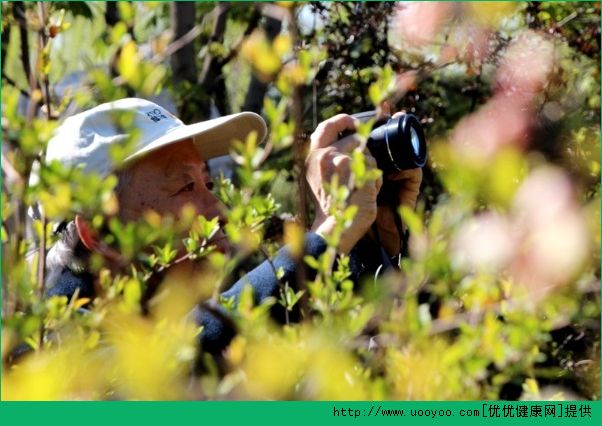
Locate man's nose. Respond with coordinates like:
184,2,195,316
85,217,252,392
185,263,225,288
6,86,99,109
196,191,228,225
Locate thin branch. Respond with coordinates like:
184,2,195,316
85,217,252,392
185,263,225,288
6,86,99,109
258,245,289,325
111,17,208,87
288,5,309,317
1,73,30,98
36,0,51,349
1,155,23,186
14,2,32,85
1,4,10,77
37,216,47,347
155,24,203,66
215,6,262,69
38,2,51,120
555,10,578,29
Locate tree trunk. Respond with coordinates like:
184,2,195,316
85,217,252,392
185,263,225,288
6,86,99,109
104,1,124,84
198,2,230,117
170,1,198,85
242,15,282,114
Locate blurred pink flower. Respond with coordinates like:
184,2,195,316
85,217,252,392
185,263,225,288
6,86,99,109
448,25,492,72
437,43,459,65
451,95,531,159
509,167,588,297
495,30,555,103
448,30,556,161
393,2,453,47
451,167,589,301
513,166,574,223
395,70,418,97
451,212,515,272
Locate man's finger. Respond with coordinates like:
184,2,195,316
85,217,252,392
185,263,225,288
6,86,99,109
332,154,351,185
365,153,378,169
375,174,383,192
332,154,351,169
381,102,391,116
310,114,358,150
331,133,362,154
376,102,391,122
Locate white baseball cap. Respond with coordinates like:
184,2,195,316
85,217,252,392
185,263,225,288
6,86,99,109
45,97,267,178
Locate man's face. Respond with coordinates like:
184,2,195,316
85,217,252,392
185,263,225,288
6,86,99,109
117,139,230,254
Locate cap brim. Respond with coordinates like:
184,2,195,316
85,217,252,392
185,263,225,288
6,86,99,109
125,111,267,164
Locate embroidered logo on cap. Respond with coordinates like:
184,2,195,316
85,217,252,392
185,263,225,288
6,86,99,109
146,108,168,123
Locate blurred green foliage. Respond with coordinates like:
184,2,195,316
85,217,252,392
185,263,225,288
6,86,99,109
1,2,600,401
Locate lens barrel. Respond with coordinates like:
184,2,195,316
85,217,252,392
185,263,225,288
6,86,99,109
362,113,427,174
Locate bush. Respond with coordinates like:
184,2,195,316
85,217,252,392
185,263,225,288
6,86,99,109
1,2,599,400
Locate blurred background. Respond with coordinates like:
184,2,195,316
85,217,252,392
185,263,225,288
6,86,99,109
1,2,600,400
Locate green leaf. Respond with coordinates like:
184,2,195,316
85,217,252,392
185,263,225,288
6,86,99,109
304,255,320,270
123,278,142,309
399,205,423,235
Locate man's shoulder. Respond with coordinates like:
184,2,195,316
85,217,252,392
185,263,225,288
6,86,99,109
46,267,95,300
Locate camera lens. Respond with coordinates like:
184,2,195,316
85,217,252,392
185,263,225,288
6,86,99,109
362,113,426,174
348,111,427,174
410,126,420,156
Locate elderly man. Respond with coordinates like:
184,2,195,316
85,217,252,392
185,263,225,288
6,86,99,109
42,98,421,356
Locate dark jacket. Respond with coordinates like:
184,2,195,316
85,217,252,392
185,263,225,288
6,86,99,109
47,231,396,356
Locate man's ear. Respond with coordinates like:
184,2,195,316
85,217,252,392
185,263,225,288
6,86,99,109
74,215,97,250
74,214,124,265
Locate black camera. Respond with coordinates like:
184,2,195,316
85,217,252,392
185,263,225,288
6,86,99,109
349,111,427,174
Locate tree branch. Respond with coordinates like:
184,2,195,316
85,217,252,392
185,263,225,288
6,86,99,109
1,3,10,77
215,6,262,68
288,5,309,316
13,2,31,84
2,73,30,98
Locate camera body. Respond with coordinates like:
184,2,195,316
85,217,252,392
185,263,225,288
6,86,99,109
350,111,427,174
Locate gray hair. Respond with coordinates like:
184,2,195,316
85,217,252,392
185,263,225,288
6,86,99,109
44,168,132,290
45,221,84,289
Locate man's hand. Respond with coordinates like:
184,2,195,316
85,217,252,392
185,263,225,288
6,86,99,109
306,114,383,254
373,167,422,257
371,110,423,257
